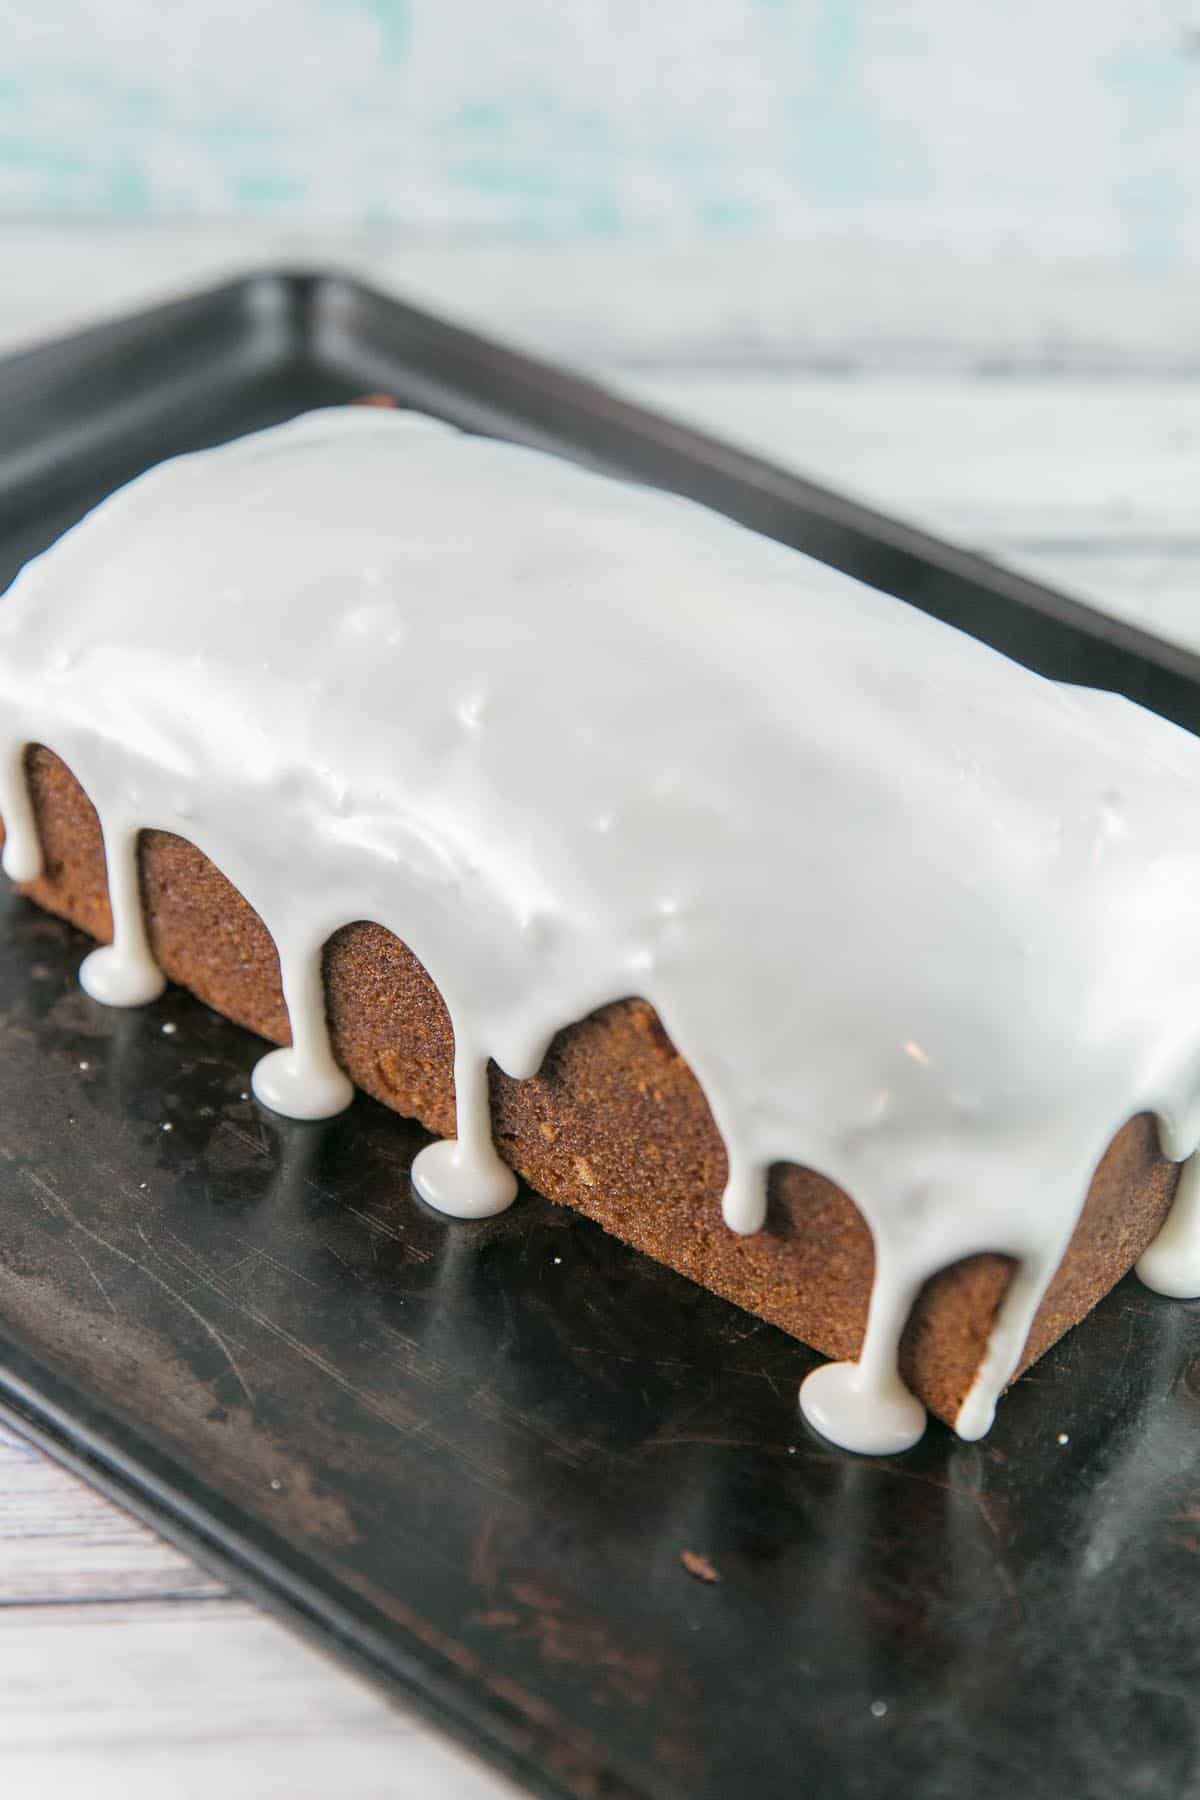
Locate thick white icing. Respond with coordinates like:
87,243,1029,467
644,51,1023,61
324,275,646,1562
78,823,166,1007
3,405,1200,1455
1137,1156,1200,1299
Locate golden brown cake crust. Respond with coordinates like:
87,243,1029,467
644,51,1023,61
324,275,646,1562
5,746,1180,1432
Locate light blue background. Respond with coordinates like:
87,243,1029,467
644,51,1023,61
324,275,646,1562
1,1,1195,266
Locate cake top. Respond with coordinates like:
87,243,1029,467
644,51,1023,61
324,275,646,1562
3,405,1199,1453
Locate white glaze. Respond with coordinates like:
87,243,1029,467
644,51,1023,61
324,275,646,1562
3,405,1200,1454
78,822,166,1007
1137,1153,1200,1300
250,940,353,1121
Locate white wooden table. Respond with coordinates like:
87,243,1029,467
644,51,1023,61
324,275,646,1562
1,226,1197,1796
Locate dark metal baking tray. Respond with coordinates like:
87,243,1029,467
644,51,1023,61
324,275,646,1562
0,272,1198,1800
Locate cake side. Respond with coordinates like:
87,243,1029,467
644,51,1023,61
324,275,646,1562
10,746,1178,1432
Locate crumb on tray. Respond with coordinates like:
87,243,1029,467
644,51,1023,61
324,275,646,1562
680,1549,721,1584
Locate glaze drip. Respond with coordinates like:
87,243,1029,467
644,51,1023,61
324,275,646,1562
800,1258,927,1456
4,405,1200,1454
0,743,41,883
250,930,354,1121
411,1042,519,1220
1137,1155,1200,1300
79,822,166,1008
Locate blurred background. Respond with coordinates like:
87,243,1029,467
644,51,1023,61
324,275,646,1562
1,0,1197,264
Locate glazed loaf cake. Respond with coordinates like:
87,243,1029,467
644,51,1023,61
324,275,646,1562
7,748,1182,1435
2,405,1198,1456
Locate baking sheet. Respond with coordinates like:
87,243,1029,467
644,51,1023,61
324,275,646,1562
0,273,1198,1800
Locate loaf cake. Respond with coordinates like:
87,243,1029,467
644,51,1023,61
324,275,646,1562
1,405,1198,1456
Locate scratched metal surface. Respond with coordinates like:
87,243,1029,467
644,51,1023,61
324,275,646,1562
2,276,1200,1800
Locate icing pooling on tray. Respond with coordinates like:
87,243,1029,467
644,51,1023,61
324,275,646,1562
2,406,1200,1455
